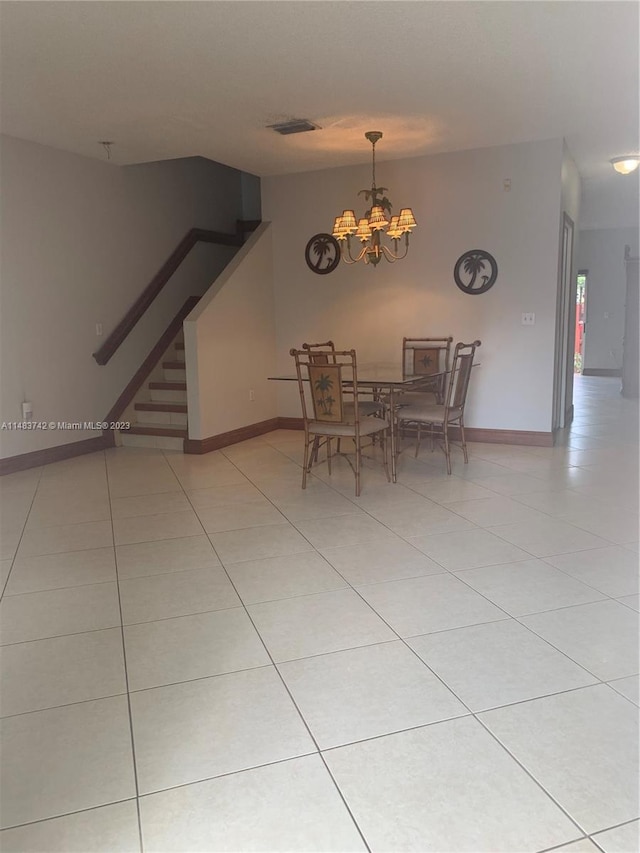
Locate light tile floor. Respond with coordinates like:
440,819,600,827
0,376,638,852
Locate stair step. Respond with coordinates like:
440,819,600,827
149,381,186,391
135,402,188,413
162,361,186,370
122,424,188,438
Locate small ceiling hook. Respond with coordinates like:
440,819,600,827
98,140,114,160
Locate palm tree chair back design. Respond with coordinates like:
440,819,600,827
308,363,344,423
302,340,384,419
401,336,454,403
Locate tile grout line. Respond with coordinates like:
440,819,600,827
105,453,145,853
473,712,595,840
0,797,139,836
0,464,46,602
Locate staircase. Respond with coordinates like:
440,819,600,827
119,335,189,450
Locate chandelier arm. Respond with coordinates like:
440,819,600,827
339,237,367,264
339,247,359,265
380,235,411,263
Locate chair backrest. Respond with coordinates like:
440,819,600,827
302,340,337,365
290,348,360,426
445,340,481,411
402,337,453,379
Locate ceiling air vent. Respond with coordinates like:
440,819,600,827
268,119,320,136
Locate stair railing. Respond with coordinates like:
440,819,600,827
93,221,259,365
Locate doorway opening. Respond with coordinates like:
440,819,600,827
574,270,587,374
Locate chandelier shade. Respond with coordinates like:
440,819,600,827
355,218,372,241
340,210,358,232
330,131,417,266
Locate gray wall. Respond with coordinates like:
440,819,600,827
0,135,253,458
578,227,639,372
263,138,565,434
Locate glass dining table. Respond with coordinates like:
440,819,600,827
268,364,444,482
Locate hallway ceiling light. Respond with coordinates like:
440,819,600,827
610,156,640,175
332,131,417,267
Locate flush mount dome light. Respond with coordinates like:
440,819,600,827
610,156,640,175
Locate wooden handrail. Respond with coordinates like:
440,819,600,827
93,227,243,366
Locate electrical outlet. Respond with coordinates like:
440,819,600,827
503,178,511,191
96,323,103,336
521,313,536,325
249,389,255,401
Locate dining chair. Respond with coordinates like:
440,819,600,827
402,336,453,403
302,341,384,418
290,347,391,496
396,340,481,474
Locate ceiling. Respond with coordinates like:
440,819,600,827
1,1,638,225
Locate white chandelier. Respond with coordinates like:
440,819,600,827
332,131,417,267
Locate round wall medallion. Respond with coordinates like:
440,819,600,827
453,250,498,295
305,234,341,275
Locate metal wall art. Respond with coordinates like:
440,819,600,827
453,250,498,295
305,233,341,274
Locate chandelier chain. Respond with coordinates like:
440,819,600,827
372,139,377,189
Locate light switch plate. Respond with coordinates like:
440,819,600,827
521,313,536,325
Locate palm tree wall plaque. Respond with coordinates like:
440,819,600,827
304,234,341,275
454,249,498,295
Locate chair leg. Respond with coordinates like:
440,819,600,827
355,437,361,497
302,433,311,489
459,417,469,463
381,430,391,482
310,436,320,466
414,423,422,458
443,422,452,475
326,438,332,475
